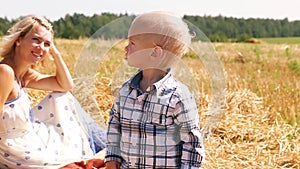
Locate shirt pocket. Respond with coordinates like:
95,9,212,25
147,103,175,126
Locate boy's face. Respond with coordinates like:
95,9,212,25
125,34,156,69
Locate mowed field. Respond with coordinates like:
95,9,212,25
27,38,300,168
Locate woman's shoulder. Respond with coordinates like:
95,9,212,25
0,64,15,101
0,63,14,79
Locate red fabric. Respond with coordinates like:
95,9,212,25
59,159,105,169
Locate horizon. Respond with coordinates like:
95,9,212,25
1,0,300,22
1,12,297,22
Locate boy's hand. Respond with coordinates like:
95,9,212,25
105,161,121,169
86,148,106,169
85,158,105,169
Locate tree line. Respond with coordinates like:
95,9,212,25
0,13,299,42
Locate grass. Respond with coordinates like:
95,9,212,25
25,38,300,169
260,37,300,44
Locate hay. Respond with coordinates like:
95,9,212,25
75,77,300,168
27,75,299,169
25,39,300,168
201,89,300,168
72,76,109,129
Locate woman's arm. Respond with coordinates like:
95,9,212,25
0,65,15,112
49,42,74,90
25,42,73,92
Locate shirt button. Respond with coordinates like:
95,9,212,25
137,95,143,102
132,141,137,146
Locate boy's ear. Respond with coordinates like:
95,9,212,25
151,46,163,58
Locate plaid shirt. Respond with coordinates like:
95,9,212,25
105,70,205,169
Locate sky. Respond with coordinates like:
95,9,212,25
1,0,300,22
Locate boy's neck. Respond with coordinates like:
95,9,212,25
140,69,166,92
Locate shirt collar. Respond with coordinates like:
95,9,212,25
128,70,142,89
128,69,177,94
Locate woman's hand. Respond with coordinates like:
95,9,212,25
47,41,73,91
26,40,74,92
49,42,61,59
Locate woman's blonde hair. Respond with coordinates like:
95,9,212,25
0,15,53,58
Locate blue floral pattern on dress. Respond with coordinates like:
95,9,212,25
0,90,106,168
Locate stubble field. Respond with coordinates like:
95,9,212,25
28,38,300,169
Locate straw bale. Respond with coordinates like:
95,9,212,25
27,84,299,168
201,89,300,169
26,79,299,169
73,76,112,129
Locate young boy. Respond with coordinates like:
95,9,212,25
105,11,205,169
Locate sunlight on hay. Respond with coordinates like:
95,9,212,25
202,89,300,168
27,85,300,168
72,76,110,129
26,39,299,169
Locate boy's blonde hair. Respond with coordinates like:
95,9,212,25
128,11,192,57
0,16,53,58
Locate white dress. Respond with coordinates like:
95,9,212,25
0,85,103,169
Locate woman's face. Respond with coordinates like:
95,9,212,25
17,24,52,65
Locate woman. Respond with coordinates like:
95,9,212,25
0,16,105,169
